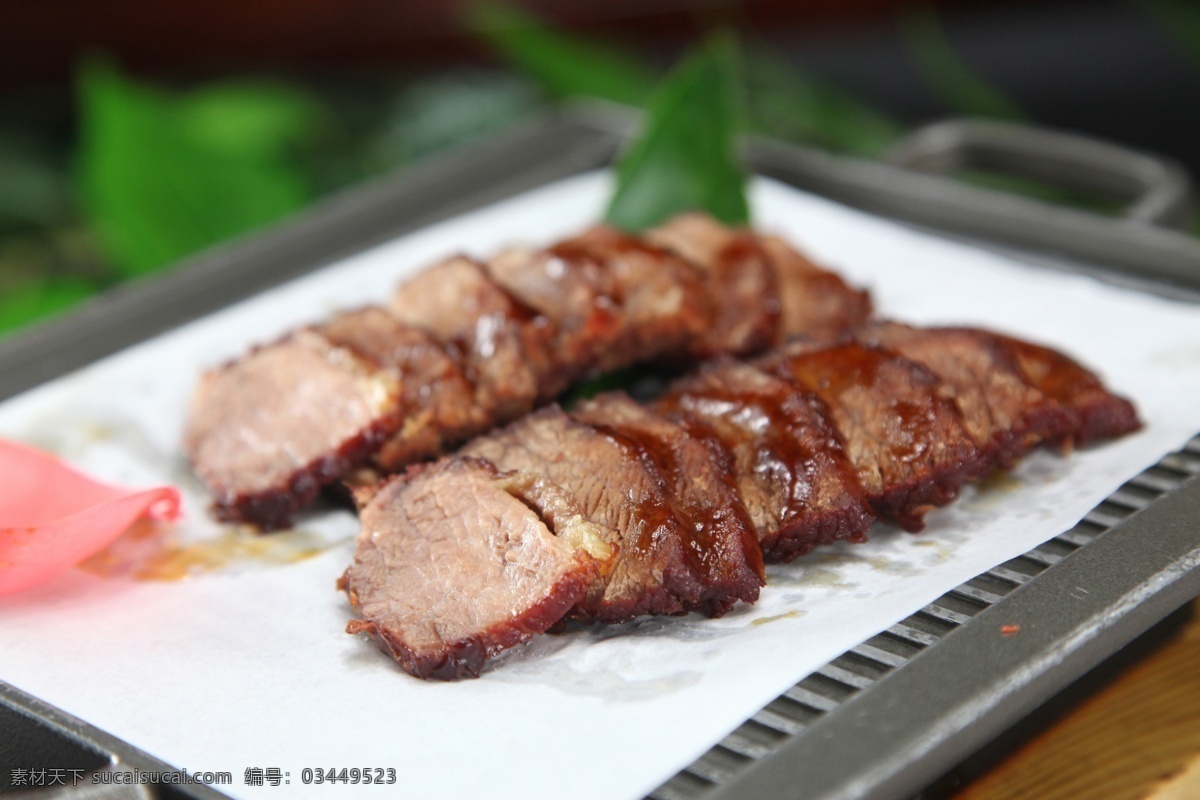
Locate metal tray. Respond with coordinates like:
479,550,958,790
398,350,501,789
3,109,1199,800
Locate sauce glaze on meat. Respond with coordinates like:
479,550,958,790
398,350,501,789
184,215,871,529
341,323,1140,679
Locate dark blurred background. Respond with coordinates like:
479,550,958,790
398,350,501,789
2,0,1198,336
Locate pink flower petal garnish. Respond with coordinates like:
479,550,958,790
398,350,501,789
0,439,181,595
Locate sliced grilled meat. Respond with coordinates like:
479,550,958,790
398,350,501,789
185,215,872,529
647,214,872,353
573,393,765,615
462,406,705,622
344,325,1140,679
760,236,873,342
656,359,874,561
994,335,1141,447
340,457,604,679
853,323,1079,467
535,227,712,374
762,341,989,531
321,308,483,470
485,244,621,388
389,255,556,422
182,329,403,529
645,214,780,356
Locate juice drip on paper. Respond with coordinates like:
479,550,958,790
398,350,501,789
963,468,1024,513
80,519,330,581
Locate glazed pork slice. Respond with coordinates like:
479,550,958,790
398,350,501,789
854,323,1079,467
760,236,873,343
763,341,989,531
186,215,873,529
389,255,557,421
321,308,483,470
489,227,712,377
993,335,1141,447
647,213,872,354
572,393,764,615
463,406,715,622
344,325,1141,679
655,359,874,562
645,214,780,356
485,243,621,384
182,329,403,529
340,457,605,679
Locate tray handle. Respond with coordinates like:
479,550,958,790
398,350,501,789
884,119,1195,231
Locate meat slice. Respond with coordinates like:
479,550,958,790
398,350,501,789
462,406,704,622
390,256,556,422
763,342,988,531
320,308,484,470
486,227,711,382
187,216,874,529
576,230,711,370
656,359,874,561
647,214,873,353
995,335,1141,447
340,457,602,679
646,213,781,356
343,325,1141,679
572,393,764,615
759,236,873,342
854,323,1079,467
486,244,621,391
182,330,402,529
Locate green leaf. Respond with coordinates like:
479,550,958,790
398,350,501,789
76,59,321,277
0,278,98,337
899,6,1027,121
468,3,904,159
743,46,905,157
605,35,750,233
178,83,324,159
467,1,657,107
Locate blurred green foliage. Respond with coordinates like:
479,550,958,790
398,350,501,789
0,131,106,333
367,69,543,168
606,35,749,232
0,278,97,333
1141,0,1200,71
0,137,73,231
2,3,1195,340
467,1,657,107
1138,0,1200,235
78,60,323,277
469,2,906,159
898,6,1027,121
742,47,904,157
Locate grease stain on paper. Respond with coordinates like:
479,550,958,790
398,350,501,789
80,520,334,581
961,469,1025,513
767,559,858,591
866,555,924,578
751,609,805,626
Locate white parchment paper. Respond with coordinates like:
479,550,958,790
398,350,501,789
3,172,1200,800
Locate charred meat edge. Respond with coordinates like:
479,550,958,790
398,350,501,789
183,215,872,529
342,325,1140,679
